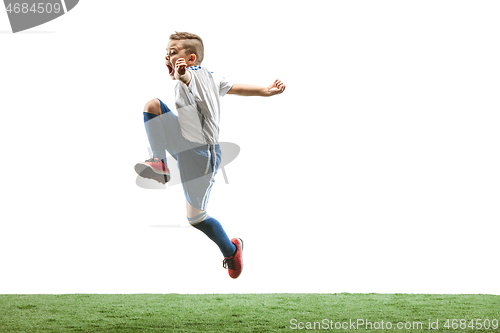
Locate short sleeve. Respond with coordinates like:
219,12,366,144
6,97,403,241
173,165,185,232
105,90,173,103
208,69,232,96
219,77,233,96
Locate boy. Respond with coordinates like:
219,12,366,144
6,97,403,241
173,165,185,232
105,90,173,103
134,32,285,279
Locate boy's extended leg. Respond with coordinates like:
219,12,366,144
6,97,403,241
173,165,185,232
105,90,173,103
187,201,236,257
186,201,243,279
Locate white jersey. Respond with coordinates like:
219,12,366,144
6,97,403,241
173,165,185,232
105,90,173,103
174,66,233,145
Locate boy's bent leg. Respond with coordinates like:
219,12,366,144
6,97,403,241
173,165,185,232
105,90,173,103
135,99,170,183
143,99,167,163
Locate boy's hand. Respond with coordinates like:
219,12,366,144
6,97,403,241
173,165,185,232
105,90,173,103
175,58,187,76
266,79,286,96
174,58,191,85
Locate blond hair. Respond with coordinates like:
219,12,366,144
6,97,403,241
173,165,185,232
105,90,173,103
169,31,204,65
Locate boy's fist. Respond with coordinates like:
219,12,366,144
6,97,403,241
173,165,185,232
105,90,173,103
267,79,286,95
175,58,187,76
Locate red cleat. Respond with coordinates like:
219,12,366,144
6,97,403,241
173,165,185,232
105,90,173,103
223,238,243,279
134,158,170,184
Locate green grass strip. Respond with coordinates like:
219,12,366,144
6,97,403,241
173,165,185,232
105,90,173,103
0,294,499,332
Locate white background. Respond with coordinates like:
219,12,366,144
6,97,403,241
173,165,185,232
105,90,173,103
1,0,499,294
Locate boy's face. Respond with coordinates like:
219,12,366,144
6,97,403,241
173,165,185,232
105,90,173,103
165,40,195,79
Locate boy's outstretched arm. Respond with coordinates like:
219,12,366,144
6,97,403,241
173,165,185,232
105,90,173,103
227,79,286,97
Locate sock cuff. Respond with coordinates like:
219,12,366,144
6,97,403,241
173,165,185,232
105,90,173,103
143,112,159,122
188,212,209,225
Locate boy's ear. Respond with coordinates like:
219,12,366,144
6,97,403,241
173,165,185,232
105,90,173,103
189,53,197,65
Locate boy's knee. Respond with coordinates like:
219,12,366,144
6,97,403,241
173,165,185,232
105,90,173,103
144,99,161,116
188,212,208,226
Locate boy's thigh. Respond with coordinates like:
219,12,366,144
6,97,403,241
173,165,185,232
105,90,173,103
178,144,221,212
156,98,189,158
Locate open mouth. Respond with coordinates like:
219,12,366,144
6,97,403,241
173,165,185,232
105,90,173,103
167,63,174,76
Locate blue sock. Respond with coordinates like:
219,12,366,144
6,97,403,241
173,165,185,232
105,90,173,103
190,216,237,258
143,112,167,165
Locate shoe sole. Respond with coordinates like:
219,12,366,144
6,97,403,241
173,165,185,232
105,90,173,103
232,238,243,279
135,164,170,184
239,237,243,276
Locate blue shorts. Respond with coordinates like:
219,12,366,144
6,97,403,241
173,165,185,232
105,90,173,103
158,98,221,211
